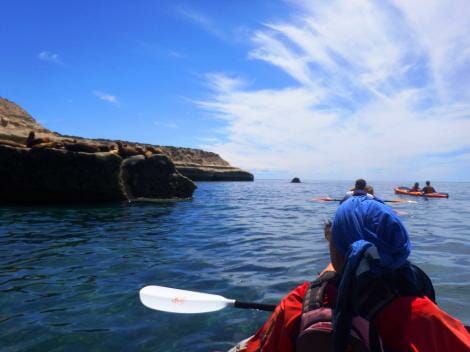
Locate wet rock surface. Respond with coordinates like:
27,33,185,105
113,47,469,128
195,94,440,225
0,144,125,203
0,144,196,204
121,154,196,200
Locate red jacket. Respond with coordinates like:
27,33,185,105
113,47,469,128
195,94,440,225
245,277,470,352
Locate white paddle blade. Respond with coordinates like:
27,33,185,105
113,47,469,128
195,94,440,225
139,285,235,314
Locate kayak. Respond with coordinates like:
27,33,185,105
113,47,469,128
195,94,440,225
394,187,449,198
228,326,470,351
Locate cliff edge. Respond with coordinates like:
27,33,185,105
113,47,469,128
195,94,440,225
0,97,253,181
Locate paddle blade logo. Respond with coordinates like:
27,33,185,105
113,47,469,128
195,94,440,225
171,296,185,305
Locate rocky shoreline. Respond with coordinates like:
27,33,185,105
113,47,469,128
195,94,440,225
0,143,196,204
0,97,253,203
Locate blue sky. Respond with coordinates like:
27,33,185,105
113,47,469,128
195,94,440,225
1,0,470,181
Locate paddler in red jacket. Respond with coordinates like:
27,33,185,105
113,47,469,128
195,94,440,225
240,196,470,352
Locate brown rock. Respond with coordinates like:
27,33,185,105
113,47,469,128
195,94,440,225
0,97,253,183
121,154,196,199
0,144,126,203
0,138,25,148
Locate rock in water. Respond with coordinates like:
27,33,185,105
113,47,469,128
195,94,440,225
0,144,197,204
291,177,301,183
121,154,196,200
0,144,125,203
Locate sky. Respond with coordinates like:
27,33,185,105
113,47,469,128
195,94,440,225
1,0,470,181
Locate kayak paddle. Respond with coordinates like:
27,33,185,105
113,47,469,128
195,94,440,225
312,197,417,204
139,285,276,314
140,286,470,330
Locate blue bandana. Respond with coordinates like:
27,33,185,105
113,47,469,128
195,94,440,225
332,196,410,269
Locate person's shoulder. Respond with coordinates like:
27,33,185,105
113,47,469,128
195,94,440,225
340,193,353,204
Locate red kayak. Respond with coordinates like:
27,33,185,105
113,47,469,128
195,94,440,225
394,187,449,198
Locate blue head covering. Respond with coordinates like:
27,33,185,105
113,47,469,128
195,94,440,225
331,196,411,351
332,196,410,269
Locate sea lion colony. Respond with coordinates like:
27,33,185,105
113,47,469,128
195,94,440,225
2,131,164,158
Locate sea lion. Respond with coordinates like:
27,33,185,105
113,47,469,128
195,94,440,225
31,141,64,150
117,142,142,158
97,144,114,152
26,131,51,148
146,146,163,155
1,117,9,127
63,141,101,153
0,139,25,148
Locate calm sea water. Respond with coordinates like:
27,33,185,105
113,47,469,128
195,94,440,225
1,180,469,351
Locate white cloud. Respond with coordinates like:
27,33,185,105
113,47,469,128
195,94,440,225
38,51,64,66
93,91,119,106
197,0,470,181
175,5,225,40
154,120,178,129
169,50,186,59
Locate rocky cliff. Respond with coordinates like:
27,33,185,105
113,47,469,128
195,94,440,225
0,98,59,142
0,144,195,204
0,97,253,181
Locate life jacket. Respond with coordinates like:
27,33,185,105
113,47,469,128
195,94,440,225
296,263,436,352
296,271,384,352
422,186,436,194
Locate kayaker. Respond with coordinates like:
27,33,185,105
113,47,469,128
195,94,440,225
410,182,420,192
422,180,437,194
364,184,374,195
340,178,374,204
240,196,470,352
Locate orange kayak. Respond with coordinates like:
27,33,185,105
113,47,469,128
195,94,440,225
394,187,449,198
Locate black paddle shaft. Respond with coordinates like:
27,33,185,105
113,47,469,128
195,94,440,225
234,300,276,312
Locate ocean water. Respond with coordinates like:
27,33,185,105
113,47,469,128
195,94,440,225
1,180,469,351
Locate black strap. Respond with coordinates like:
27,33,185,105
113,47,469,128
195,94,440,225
303,271,339,313
368,323,382,352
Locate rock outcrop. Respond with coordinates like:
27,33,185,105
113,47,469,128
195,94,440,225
0,144,195,204
0,98,59,143
0,97,253,182
0,144,126,203
0,98,198,203
121,154,196,200
162,146,253,181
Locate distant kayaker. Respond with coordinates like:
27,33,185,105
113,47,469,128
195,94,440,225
340,178,375,204
422,180,437,194
238,196,470,352
364,184,374,195
410,182,420,192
